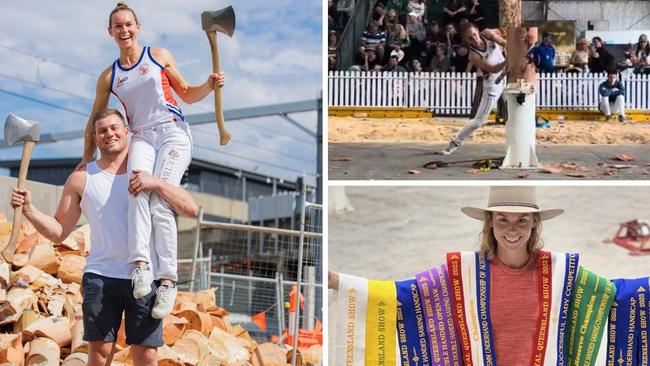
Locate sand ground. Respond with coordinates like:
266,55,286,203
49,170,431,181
329,116,650,144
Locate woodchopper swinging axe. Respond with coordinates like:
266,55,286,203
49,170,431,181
201,5,236,145
0,113,41,263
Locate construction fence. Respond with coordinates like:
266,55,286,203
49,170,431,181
177,199,323,344
328,71,650,116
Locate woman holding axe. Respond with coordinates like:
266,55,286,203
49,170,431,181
77,2,225,319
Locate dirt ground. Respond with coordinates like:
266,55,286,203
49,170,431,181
329,116,650,144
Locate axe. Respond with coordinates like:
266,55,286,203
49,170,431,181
201,5,236,145
1,113,41,263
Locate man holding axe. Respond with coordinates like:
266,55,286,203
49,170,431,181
11,108,198,366
77,3,231,319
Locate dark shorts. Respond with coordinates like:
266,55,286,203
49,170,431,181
82,272,163,347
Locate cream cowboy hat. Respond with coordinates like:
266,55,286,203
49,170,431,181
461,186,564,221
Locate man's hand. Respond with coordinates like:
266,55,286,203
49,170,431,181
129,170,159,196
11,188,33,214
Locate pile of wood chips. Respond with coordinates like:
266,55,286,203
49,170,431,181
0,217,322,365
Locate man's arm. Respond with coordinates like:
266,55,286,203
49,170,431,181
11,171,84,243
128,170,199,218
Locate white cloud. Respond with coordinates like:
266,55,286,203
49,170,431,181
0,0,322,183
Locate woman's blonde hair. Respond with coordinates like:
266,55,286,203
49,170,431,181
479,212,543,260
109,2,139,28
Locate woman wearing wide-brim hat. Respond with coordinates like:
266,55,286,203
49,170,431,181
329,186,566,364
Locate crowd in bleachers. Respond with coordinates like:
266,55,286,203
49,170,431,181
328,0,650,76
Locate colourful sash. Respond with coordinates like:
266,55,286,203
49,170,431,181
607,277,650,366
366,280,398,366
396,279,432,366
415,265,463,366
335,273,368,366
446,251,579,366
564,266,616,366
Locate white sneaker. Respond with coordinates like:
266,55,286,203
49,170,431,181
151,284,177,319
131,267,154,299
440,140,460,155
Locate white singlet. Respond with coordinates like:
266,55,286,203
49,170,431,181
470,35,506,83
110,46,184,131
80,162,157,279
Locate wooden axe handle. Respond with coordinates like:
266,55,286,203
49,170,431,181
1,140,36,263
206,31,231,145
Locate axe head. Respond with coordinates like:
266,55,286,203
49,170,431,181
4,113,41,146
201,6,236,37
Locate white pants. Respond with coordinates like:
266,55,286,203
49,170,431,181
127,121,192,281
599,95,625,117
455,78,506,144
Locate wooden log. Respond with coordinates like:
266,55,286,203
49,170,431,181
116,317,127,348
205,304,230,317
172,330,229,365
211,315,227,331
26,243,58,275
16,232,48,255
25,337,60,366
0,262,9,289
175,288,216,311
158,345,190,366
111,346,132,365
177,309,213,336
70,319,87,353
299,345,322,366
57,255,85,284
255,343,288,366
0,285,37,325
31,272,60,290
13,308,41,334
208,326,251,364
498,0,521,29
16,265,44,284
74,224,91,256
0,333,24,365
46,293,66,317
163,314,188,346
23,315,72,347
62,352,88,366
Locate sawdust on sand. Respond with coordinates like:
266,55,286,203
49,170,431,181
329,116,650,144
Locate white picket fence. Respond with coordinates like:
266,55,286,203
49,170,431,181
328,71,650,116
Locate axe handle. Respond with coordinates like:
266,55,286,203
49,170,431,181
1,140,35,263
206,31,231,145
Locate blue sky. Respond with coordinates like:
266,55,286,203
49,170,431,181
0,0,322,184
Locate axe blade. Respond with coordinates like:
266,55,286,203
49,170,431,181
4,113,41,146
201,6,236,37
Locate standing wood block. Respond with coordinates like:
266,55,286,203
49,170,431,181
0,333,24,365
23,315,72,347
57,255,85,284
177,309,213,336
0,285,37,325
498,0,521,28
26,243,58,275
26,337,60,366
506,27,528,83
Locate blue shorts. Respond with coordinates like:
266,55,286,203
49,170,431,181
82,272,163,347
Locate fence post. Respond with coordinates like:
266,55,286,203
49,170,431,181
304,266,316,330
291,178,308,366
189,207,204,292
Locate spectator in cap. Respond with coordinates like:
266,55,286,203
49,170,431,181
598,70,626,122
531,32,556,73
588,36,615,74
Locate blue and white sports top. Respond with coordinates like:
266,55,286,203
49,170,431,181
110,46,184,131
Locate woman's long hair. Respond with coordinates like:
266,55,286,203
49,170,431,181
478,212,543,260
